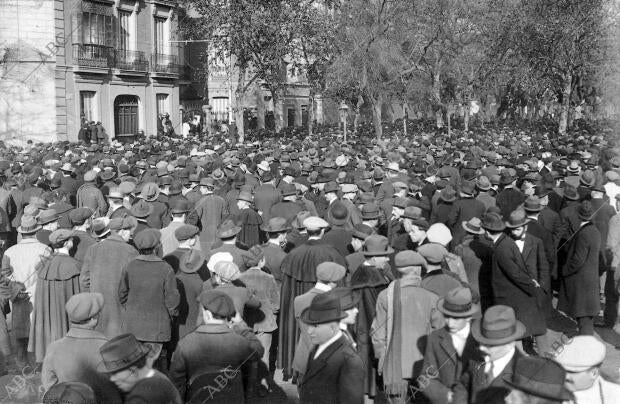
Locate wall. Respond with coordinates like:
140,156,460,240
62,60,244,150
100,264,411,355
0,0,58,145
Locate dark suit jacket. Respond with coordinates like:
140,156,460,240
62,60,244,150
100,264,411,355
526,219,556,279
496,187,525,220
299,335,365,404
446,197,486,245
323,226,353,257
421,328,482,404
453,350,522,404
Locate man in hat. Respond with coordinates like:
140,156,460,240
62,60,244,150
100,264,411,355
100,333,181,404
323,201,354,257
524,195,557,281
259,217,289,285
372,250,444,402
76,170,107,217
453,305,526,404
233,189,263,248
269,183,303,226
70,207,97,265
418,243,464,298
292,262,346,381
475,175,496,211
454,217,494,310
558,201,601,335
421,286,481,404
164,224,210,280
555,335,620,403
80,217,137,337
607,195,620,332
106,187,132,220
140,182,170,230
206,219,246,269
278,216,346,380
345,223,374,279
58,162,79,206
482,211,546,349
254,171,282,222
297,293,364,404
504,356,573,404
160,199,192,257
29,229,82,363
41,292,122,403
447,180,486,245
496,171,525,220
1,215,50,365
187,178,228,252
169,290,263,403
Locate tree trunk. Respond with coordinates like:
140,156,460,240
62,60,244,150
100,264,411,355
447,106,452,136
354,94,364,134
432,65,443,128
558,72,572,135
234,68,246,143
403,102,407,137
464,103,470,132
307,88,315,137
369,93,383,139
272,88,283,133
256,86,265,129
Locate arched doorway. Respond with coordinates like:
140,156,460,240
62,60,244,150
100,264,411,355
114,95,139,136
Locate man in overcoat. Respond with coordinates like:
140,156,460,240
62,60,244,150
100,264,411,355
558,201,601,335
297,292,364,404
187,178,228,253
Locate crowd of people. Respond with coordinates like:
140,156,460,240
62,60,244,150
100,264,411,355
0,120,618,403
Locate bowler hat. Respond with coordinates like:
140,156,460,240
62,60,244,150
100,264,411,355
504,356,573,402
437,287,478,318
217,219,242,238
99,334,149,373
131,200,153,218
171,199,191,214
261,217,290,233
300,292,346,325
505,208,530,228
362,235,394,256
481,212,506,232
462,217,485,235
471,305,525,346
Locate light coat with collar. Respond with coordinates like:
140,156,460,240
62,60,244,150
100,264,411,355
299,335,365,404
292,286,327,374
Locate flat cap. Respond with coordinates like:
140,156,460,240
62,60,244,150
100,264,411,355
108,217,136,231
83,170,97,182
199,290,236,318
174,224,199,241
49,229,76,245
65,292,104,323
426,223,453,246
417,243,448,264
303,216,329,231
69,207,93,225
316,262,346,282
395,250,426,269
207,252,233,271
555,335,606,372
212,261,240,281
133,228,161,250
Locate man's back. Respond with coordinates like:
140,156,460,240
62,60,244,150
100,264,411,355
3,238,51,297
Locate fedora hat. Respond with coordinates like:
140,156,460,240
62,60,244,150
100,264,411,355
476,176,491,191
236,190,253,203
37,209,59,225
577,200,595,221
563,185,579,201
107,187,124,200
280,183,297,197
329,287,360,311
505,208,530,228
362,234,394,257
439,187,457,203
437,286,478,318
504,356,573,402
361,203,381,220
261,217,290,233
98,333,148,373
461,217,485,235
130,199,153,218
300,292,346,325
140,182,160,202
579,170,596,187
524,195,543,212
481,212,506,232
217,219,242,238
179,249,204,274
460,180,475,196
471,305,525,346
18,216,42,234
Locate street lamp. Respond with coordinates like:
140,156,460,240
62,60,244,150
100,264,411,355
339,102,349,142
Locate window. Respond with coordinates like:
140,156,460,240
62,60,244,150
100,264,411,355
80,91,97,122
118,10,133,51
81,12,114,46
156,94,169,117
154,17,168,55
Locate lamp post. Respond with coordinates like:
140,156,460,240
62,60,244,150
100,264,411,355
339,102,349,143
179,105,185,136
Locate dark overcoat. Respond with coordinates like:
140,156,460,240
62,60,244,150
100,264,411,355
298,336,365,404
118,255,180,342
491,234,546,337
558,222,601,318
446,197,486,245
254,183,281,221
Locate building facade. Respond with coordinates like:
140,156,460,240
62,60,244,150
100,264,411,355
1,0,182,144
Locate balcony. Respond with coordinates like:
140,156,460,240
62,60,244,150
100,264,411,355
73,44,114,69
151,53,183,76
115,49,149,73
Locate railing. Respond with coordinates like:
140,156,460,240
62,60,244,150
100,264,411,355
73,44,114,68
115,49,149,72
151,53,183,74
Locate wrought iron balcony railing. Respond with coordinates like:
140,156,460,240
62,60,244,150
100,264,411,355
73,44,114,68
151,53,182,74
115,49,149,71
